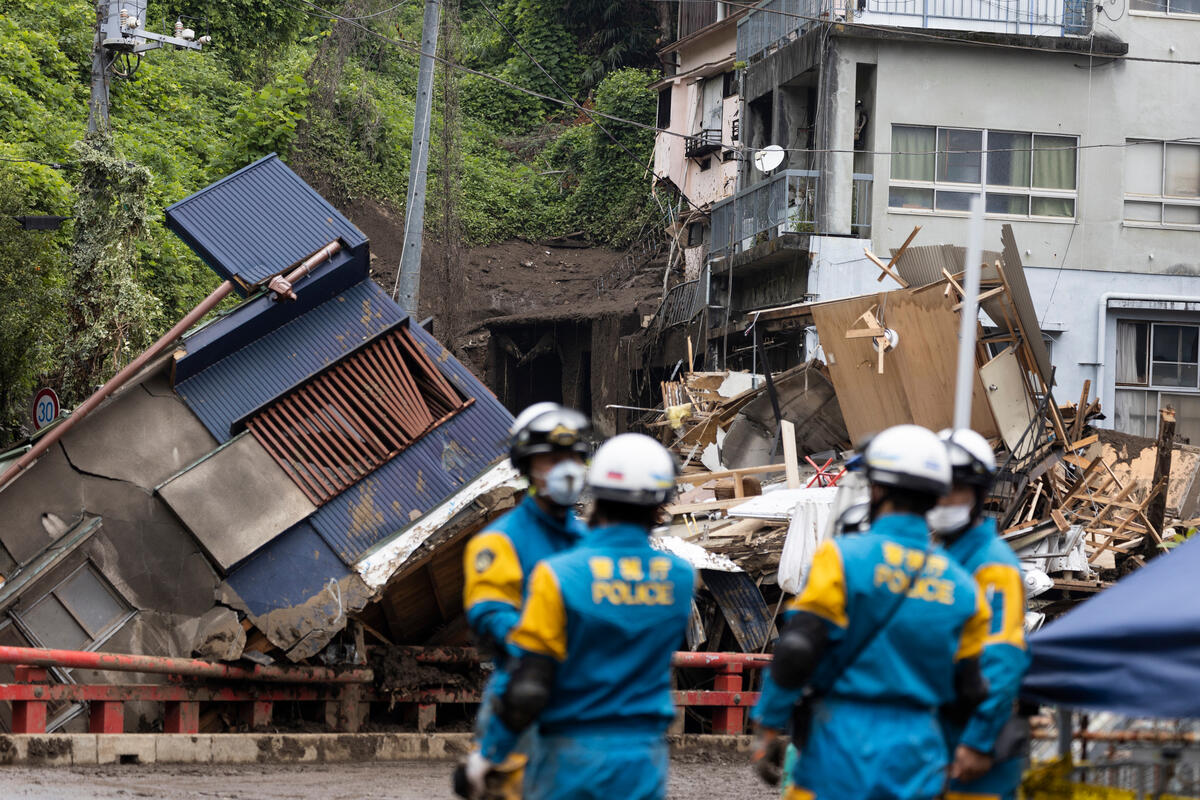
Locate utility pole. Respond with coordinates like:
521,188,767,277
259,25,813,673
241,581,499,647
394,0,442,316
88,0,112,133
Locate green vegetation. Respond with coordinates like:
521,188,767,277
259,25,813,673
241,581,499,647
0,0,665,441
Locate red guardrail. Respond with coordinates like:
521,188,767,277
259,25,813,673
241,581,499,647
0,646,770,736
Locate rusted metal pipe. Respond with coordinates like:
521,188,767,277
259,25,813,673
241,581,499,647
0,645,372,683
268,240,342,301
0,279,235,494
671,652,773,669
390,646,774,670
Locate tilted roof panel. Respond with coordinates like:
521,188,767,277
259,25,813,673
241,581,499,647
165,154,367,292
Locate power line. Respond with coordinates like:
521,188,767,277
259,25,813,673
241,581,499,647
654,0,1200,65
0,155,69,169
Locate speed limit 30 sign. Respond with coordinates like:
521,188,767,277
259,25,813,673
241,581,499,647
32,388,59,431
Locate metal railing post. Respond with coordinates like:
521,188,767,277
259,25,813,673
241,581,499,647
11,666,48,733
710,662,746,734
164,700,201,734
89,700,124,734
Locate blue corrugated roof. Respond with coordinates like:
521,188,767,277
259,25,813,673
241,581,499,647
175,247,366,383
175,277,514,565
176,280,405,441
221,522,352,617
165,154,368,294
310,387,513,564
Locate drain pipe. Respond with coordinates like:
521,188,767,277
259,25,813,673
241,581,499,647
0,240,343,494
1093,292,1200,413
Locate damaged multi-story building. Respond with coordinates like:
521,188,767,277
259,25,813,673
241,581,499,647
650,0,1200,441
0,156,518,732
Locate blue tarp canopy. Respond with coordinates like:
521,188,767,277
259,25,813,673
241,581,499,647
1022,535,1200,718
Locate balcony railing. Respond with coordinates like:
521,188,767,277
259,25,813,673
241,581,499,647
709,170,873,257
736,0,1089,63
736,0,829,64
685,129,724,159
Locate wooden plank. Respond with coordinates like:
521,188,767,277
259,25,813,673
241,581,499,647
1050,507,1069,532
665,497,753,515
679,463,787,483
951,285,1005,312
1072,379,1091,442
782,420,801,489
880,225,922,282
1067,434,1099,452
864,249,910,288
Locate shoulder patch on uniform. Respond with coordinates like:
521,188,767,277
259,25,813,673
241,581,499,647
474,548,495,573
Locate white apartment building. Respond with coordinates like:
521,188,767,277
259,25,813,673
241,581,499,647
706,0,1200,441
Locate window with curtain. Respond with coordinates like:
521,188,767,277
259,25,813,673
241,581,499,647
888,125,1077,219
1113,320,1200,444
1123,140,1200,227
1116,320,1149,385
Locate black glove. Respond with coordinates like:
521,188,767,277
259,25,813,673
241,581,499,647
751,727,788,787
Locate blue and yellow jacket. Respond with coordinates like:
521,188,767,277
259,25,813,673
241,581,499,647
480,523,695,761
943,517,1030,754
753,513,990,729
463,494,588,653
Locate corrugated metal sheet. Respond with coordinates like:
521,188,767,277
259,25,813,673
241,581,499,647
1000,224,1054,386
164,154,368,293
891,244,1003,288
176,280,405,441
175,248,366,383
700,568,774,652
220,521,352,617
309,315,513,564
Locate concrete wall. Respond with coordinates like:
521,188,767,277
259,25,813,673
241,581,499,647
841,26,1200,276
654,21,740,211
808,22,1200,435
0,369,224,683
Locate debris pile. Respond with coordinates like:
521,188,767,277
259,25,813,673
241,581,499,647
634,224,1197,650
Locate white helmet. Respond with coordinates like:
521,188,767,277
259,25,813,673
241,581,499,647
861,424,951,497
938,428,997,488
587,433,678,506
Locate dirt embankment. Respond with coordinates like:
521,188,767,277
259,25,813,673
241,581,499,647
338,197,664,336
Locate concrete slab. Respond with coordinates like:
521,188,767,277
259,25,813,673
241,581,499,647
67,734,98,766
59,381,218,489
154,734,213,764
209,734,262,764
0,733,748,766
96,734,157,765
158,434,315,571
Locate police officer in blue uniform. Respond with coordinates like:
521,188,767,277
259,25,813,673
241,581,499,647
929,429,1031,800
751,424,992,800
459,433,694,800
460,403,591,797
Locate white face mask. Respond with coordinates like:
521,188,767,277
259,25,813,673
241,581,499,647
539,459,587,507
926,503,973,535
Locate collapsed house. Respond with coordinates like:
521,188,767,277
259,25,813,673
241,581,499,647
643,225,1200,643
0,156,520,732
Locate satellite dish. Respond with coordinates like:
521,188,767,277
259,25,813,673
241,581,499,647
753,145,785,173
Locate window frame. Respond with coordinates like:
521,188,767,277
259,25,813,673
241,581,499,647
11,562,134,650
1129,0,1200,17
887,124,1079,222
1122,139,1200,231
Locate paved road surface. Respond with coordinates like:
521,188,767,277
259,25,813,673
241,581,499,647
0,759,774,799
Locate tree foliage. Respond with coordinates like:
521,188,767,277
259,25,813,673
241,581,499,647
61,134,162,401
0,0,664,441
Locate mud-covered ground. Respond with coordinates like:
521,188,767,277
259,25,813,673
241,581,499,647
0,758,773,799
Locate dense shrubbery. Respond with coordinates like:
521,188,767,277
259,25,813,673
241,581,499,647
0,0,662,439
